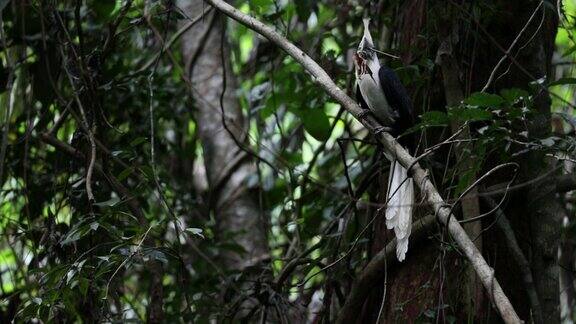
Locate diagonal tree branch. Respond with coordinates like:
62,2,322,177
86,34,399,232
202,0,521,323
483,196,543,324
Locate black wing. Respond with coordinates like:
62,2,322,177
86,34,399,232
378,66,415,151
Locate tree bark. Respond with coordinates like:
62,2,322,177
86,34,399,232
437,30,484,320
178,0,269,270
370,0,563,322
468,2,562,322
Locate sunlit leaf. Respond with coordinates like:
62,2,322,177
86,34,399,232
93,0,121,22
94,197,121,207
186,227,204,239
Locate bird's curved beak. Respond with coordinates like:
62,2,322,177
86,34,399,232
356,19,399,61
354,52,368,78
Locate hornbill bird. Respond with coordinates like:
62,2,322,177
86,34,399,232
354,19,415,261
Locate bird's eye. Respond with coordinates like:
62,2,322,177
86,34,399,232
358,51,368,59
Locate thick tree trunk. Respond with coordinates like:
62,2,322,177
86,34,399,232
369,1,562,322
437,32,484,319
470,2,562,322
178,1,268,270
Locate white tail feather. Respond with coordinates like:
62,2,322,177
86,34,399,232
385,161,414,261
396,237,409,261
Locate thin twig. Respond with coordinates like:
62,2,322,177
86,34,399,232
102,0,134,57
480,165,562,196
482,1,543,92
448,0,575,110
134,8,213,75
447,162,519,228
60,46,98,204
494,4,546,86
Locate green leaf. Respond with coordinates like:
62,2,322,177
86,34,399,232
186,227,204,239
90,222,99,231
130,137,147,147
420,111,449,126
500,88,529,103
260,98,277,119
117,167,134,182
449,107,492,122
563,44,576,57
317,5,335,26
464,92,504,107
295,0,314,21
549,77,576,87
79,277,89,297
251,0,273,11
145,249,168,264
281,151,303,165
301,109,331,141
61,227,88,246
93,0,121,22
66,269,76,284
94,197,121,207
139,165,154,180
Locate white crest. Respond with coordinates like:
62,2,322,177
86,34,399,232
359,18,374,50
363,18,373,45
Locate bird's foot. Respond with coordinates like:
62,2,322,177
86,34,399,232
374,126,393,135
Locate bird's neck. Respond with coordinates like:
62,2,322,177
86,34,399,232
367,57,381,76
